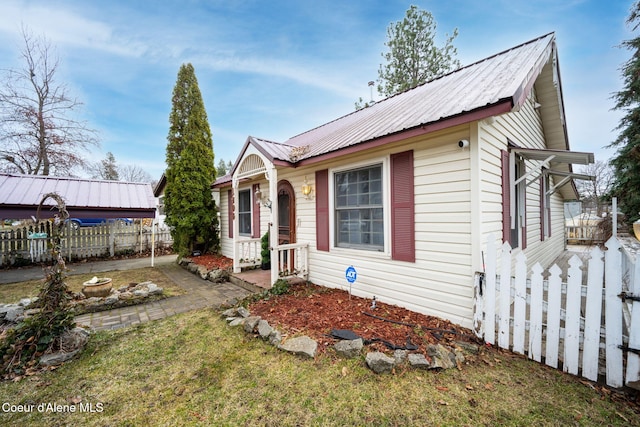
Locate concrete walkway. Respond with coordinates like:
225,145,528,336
1,255,258,331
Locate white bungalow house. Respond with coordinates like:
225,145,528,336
212,33,594,329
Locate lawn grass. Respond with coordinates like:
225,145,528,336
0,268,184,304
0,308,637,426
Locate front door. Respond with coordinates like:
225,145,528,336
277,180,296,270
277,180,296,245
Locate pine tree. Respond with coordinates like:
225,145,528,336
610,1,640,224
164,63,218,255
377,5,460,97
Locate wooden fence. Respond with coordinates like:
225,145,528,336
0,221,173,267
474,234,639,389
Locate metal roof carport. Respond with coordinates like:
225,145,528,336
0,173,161,266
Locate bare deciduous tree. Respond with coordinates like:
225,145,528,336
119,164,153,183
575,160,614,216
0,27,98,176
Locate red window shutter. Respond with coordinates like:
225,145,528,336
251,184,260,238
391,150,415,262
315,169,329,251
227,190,234,238
501,150,511,245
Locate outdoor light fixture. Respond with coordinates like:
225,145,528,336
301,176,314,200
254,185,272,210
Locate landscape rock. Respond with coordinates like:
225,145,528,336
229,317,245,327
427,344,457,370
365,352,396,374
236,307,250,318
279,336,317,359
454,341,479,355
133,289,149,298
407,353,430,369
394,349,408,365
196,265,209,280
147,283,163,295
221,308,237,317
39,350,79,367
334,338,363,358
104,295,119,305
4,306,24,322
243,316,261,333
60,327,90,352
268,329,282,346
207,269,229,283
257,319,273,339
19,298,35,307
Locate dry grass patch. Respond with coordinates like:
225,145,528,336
0,309,637,426
0,268,184,304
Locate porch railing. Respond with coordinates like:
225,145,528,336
236,237,262,269
276,242,309,280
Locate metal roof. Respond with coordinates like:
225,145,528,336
0,173,157,219
256,33,556,164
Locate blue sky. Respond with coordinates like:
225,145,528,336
0,0,633,181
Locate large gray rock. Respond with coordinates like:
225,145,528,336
207,269,229,283
39,350,79,367
243,316,261,333
236,307,250,318
365,352,396,374
221,308,237,318
257,320,273,339
4,306,24,322
394,349,408,365
146,283,163,295
427,344,458,370
60,327,90,352
279,336,317,359
228,317,245,327
334,339,363,358
268,330,282,346
197,265,209,280
408,353,430,369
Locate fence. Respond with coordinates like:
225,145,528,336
474,234,639,389
0,221,173,267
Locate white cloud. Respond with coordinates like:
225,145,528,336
0,1,148,57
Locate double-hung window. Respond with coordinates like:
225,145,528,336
238,189,252,235
334,164,384,251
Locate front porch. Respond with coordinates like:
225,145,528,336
233,238,310,286
230,267,308,290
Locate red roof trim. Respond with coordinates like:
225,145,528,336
293,100,513,167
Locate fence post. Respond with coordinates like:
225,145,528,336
498,241,512,350
528,263,544,362
513,251,527,355
546,264,562,369
605,236,623,388
626,252,640,387
582,245,604,381
563,255,583,375
482,235,496,343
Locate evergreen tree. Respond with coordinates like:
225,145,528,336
165,63,218,256
610,1,640,224
377,5,460,97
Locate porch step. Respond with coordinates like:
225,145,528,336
229,275,266,293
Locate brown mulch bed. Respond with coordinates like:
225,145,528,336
248,282,481,357
188,254,481,357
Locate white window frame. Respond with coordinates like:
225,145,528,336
329,157,390,256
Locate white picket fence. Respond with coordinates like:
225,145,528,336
0,221,173,266
473,234,639,389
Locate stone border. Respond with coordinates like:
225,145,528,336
178,257,263,294
220,306,479,373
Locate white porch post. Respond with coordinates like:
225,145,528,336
232,177,241,273
269,166,279,286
